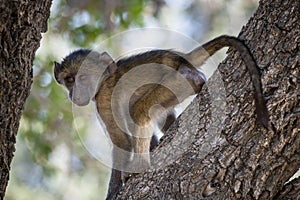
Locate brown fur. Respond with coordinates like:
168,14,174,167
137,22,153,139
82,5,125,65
54,35,268,199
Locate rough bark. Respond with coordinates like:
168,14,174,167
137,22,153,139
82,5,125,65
0,1,52,199
274,177,300,199
116,0,299,199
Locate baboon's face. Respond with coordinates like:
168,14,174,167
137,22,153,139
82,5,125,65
54,50,116,106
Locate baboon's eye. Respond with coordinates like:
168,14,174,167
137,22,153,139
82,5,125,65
65,76,75,84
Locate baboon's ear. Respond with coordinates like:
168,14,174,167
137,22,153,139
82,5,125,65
100,52,117,75
54,61,62,84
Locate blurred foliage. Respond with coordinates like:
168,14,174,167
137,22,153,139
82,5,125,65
6,0,261,199
50,0,151,46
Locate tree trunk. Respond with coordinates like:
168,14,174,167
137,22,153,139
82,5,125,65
0,1,52,199
116,0,300,199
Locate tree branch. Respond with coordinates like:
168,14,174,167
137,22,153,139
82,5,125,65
115,0,299,199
